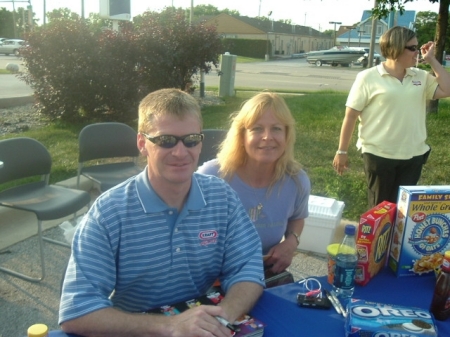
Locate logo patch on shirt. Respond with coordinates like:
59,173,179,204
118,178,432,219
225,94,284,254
412,80,422,86
199,230,218,245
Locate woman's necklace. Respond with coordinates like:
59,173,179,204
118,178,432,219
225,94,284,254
248,186,267,222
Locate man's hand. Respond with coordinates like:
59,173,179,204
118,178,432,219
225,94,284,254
169,305,232,337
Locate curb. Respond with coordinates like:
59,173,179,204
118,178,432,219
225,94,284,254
0,95,34,109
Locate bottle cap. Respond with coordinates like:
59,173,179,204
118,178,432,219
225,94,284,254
27,324,48,337
344,224,356,235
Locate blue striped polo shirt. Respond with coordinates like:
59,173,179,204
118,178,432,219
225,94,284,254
59,169,265,323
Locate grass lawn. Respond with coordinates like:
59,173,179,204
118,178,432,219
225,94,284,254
2,90,450,221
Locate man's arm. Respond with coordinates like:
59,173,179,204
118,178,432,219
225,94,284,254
217,282,264,323
61,305,232,337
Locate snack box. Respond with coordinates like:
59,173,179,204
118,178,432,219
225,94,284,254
388,186,450,277
355,201,396,286
345,299,438,337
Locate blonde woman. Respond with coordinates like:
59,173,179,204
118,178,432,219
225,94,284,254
198,92,310,274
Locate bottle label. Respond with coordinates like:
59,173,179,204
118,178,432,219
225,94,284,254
334,265,356,289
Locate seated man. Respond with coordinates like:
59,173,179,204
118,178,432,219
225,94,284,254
59,88,265,337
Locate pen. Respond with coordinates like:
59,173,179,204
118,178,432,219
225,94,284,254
325,290,341,315
328,290,347,318
215,316,238,332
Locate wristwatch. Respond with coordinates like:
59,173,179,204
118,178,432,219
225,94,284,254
336,150,347,155
288,231,300,245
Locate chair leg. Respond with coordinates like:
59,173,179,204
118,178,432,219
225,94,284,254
0,219,46,282
42,211,83,248
43,237,71,248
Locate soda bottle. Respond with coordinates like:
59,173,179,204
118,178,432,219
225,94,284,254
333,224,358,298
27,323,48,337
430,251,450,321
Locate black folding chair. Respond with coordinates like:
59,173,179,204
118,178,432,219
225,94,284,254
198,129,227,167
0,137,91,282
77,122,141,192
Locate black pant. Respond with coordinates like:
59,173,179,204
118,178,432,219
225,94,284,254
362,152,426,209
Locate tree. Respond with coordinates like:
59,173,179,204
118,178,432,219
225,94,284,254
374,0,448,113
415,11,439,45
0,7,37,38
133,8,224,92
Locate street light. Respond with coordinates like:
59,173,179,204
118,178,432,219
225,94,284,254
329,21,342,47
341,25,355,48
358,30,365,47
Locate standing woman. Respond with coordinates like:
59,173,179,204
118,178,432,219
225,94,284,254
198,92,310,274
333,26,450,209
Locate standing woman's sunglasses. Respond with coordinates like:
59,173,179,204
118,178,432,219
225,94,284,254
141,133,204,148
404,45,419,52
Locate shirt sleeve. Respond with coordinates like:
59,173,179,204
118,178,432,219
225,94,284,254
59,204,117,324
290,170,311,221
346,71,370,112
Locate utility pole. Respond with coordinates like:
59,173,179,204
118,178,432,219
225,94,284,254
329,21,342,46
368,0,379,67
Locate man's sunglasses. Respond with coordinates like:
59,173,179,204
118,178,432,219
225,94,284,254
405,45,419,52
141,133,204,148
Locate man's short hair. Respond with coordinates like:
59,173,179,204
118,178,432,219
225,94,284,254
138,88,202,134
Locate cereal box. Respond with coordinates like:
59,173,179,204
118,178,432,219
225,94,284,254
355,201,396,286
389,186,450,277
345,299,438,337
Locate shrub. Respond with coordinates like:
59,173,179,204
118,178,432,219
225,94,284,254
19,9,224,123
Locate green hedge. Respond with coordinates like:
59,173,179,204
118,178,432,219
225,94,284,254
222,38,270,59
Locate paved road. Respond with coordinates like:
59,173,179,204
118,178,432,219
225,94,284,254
0,56,361,100
206,58,362,92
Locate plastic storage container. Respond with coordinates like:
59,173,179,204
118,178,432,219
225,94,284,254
298,195,345,255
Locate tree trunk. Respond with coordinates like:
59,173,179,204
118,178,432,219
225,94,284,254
428,0,449,114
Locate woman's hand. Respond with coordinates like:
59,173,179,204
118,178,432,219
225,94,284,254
421,41,436,63
333,153,349,175
265,239,296,273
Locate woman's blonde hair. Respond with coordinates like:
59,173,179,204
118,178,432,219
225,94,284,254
217,92,302,187
379,26,417,60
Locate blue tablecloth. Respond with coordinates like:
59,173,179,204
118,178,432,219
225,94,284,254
48,267,448,337
250,267,448,336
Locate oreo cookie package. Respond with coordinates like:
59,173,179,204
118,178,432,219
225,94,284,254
345,299,438,337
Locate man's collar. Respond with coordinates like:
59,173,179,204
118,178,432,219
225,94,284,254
136,168,206,213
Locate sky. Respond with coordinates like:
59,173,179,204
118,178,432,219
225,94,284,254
2,0,442,31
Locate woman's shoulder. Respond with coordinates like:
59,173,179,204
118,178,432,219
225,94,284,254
197,158,220,176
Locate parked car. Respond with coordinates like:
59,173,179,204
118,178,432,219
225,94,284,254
0,39,26,56
355,48,382,68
